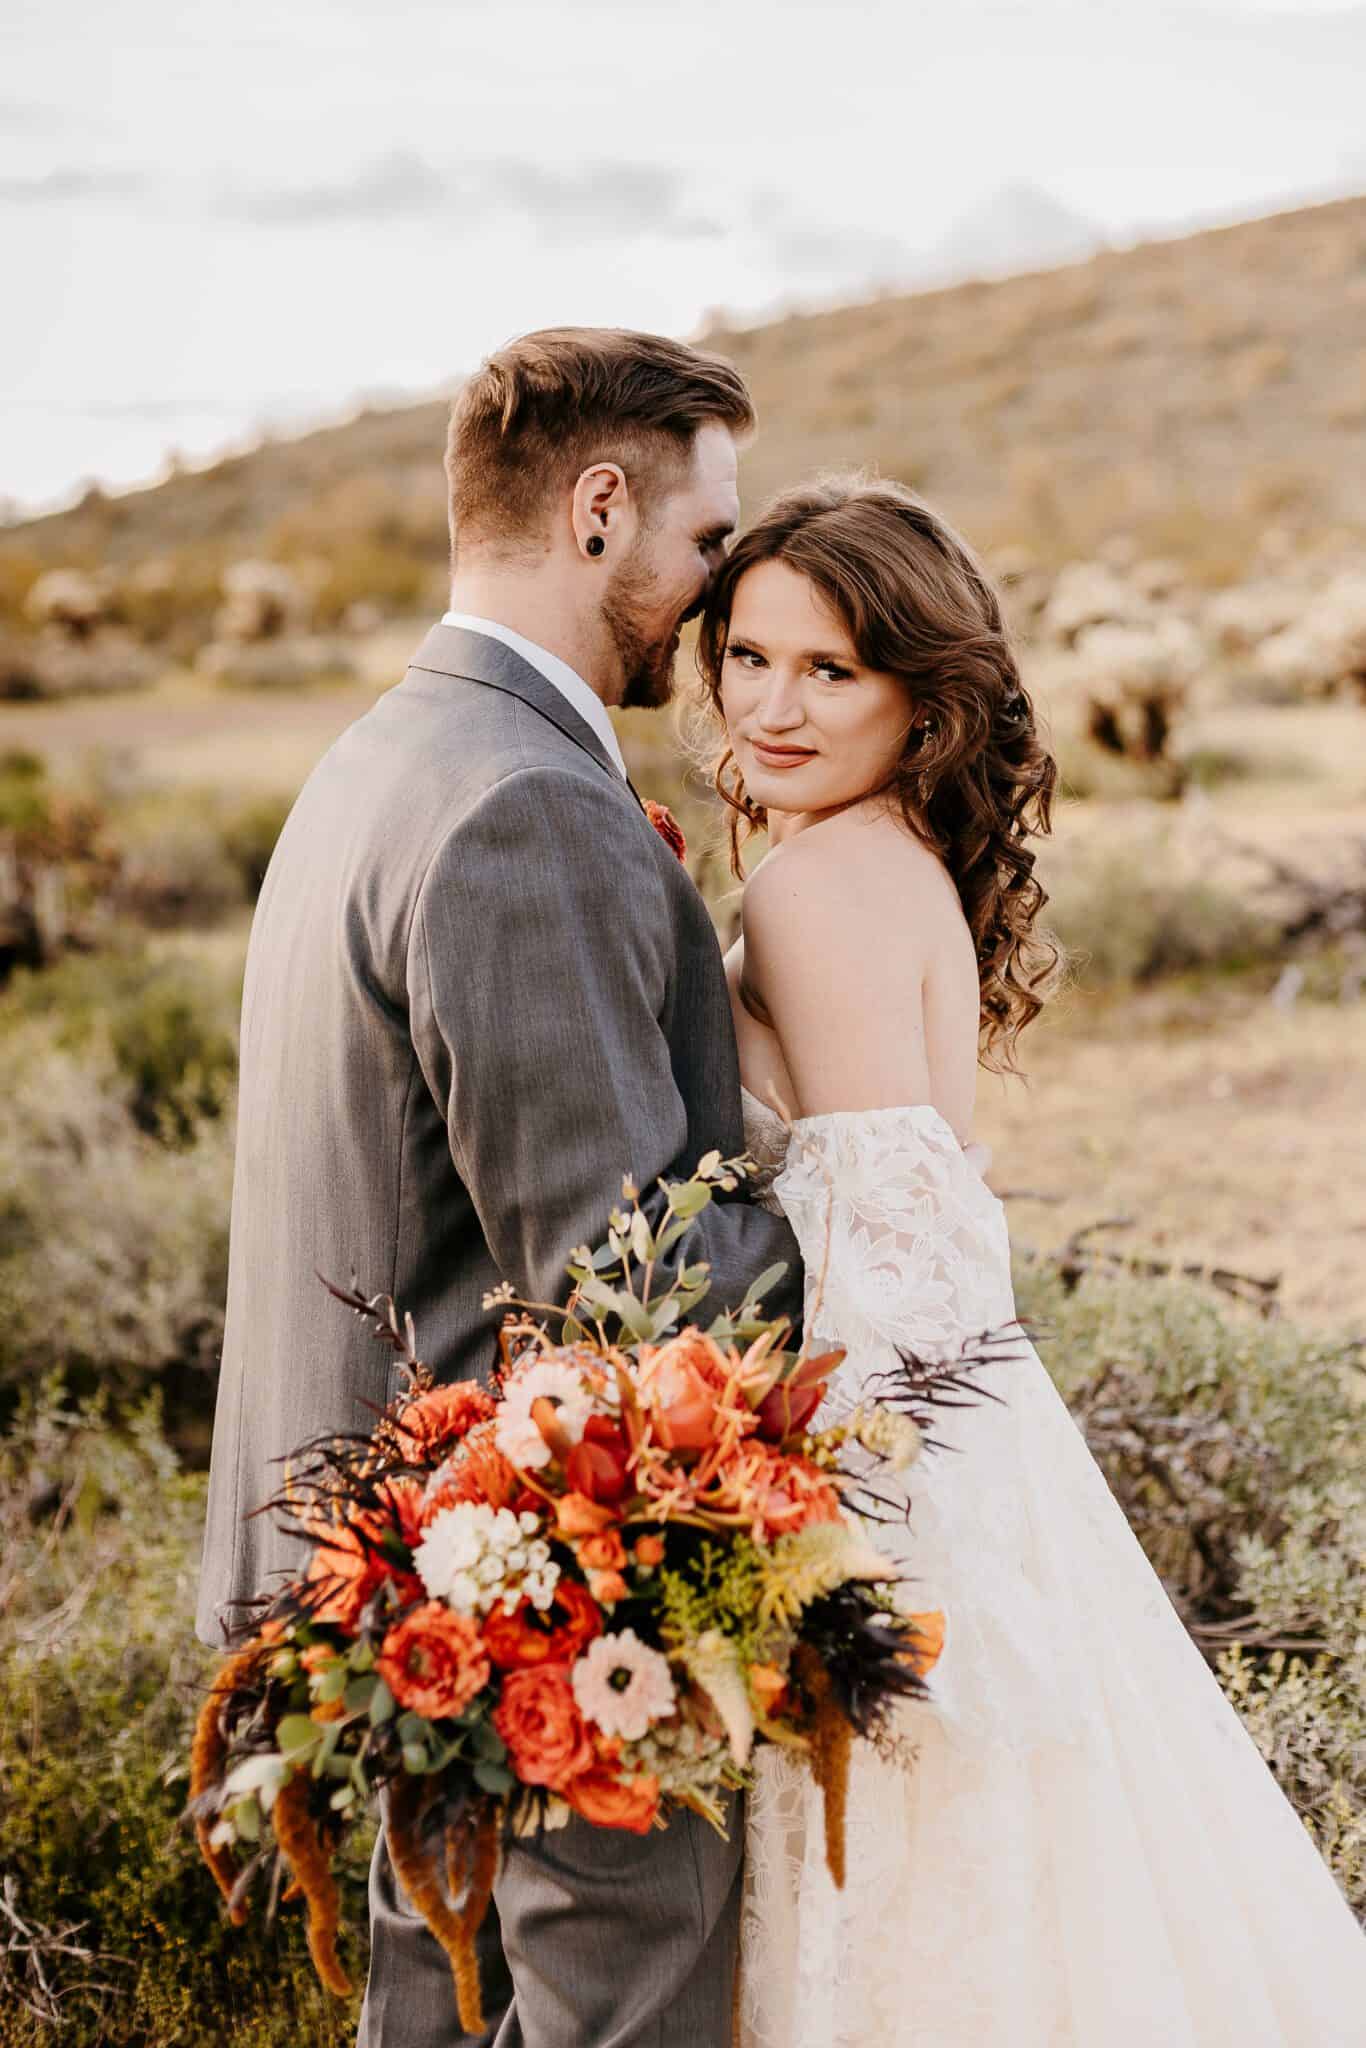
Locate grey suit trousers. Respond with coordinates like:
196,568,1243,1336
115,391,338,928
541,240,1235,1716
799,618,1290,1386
357,1791,744,2048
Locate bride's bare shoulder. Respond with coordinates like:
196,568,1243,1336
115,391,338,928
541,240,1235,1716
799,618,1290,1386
742,807,964,962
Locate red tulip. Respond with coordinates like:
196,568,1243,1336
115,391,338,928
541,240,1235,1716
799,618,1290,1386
754,1377,827,1443
565,1419,631,1504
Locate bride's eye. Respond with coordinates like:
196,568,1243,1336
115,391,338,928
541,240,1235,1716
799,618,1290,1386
725,643,766,669
813,661,853,683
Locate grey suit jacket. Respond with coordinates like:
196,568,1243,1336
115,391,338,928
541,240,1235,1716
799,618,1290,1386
195,624,803,1647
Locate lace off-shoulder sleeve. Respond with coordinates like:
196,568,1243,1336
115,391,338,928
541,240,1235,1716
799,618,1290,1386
771,1104,1017,1360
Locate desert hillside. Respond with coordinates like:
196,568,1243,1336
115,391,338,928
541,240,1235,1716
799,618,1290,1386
5,192,1366,594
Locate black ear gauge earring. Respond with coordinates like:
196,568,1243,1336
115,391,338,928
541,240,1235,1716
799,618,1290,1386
586,535,606,558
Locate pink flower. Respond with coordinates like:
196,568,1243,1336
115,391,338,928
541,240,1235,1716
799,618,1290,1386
571,1629,676,1741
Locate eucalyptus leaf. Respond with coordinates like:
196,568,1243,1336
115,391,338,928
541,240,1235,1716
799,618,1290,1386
230,1795,262,1843
396,1711,428,1743
738,1262,789,1313
222,1754,287,1800
473,1760,515,1795
315,1660,348,1703
667,1181,713,1220
653,1218,691,1260
629,1210,654,1265
472,1723,508,1763
402,1742,429,1773
329,1784,357,1811
344,1674,378,1714
277,1714,322,1759
369,1677,395,1725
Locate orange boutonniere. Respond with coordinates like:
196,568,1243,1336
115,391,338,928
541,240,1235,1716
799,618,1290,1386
643,799,687,863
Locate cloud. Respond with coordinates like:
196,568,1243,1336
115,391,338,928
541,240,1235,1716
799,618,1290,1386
216,149,723,241
744,189,911,283
0,166,151,204
218,150,448,225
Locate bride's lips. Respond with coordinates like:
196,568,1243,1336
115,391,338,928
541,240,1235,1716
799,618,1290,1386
749,739,818,769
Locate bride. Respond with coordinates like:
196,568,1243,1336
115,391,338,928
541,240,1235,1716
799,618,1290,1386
693,475,1366,2046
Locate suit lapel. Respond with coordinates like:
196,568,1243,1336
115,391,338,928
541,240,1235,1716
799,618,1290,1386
406,623,644,805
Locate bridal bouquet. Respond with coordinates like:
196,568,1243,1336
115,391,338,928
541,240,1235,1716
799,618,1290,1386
188,1151,1004,2030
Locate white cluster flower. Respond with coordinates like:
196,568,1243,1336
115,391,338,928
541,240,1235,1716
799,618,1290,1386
414,1502,559,1616
495,1360,596,1470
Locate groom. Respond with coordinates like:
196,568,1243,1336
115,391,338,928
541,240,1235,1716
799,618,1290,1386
194,327,804,2045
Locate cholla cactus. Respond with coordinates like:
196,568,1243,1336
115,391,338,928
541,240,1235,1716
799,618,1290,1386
1253,573,1366,701
1075,616,1204,766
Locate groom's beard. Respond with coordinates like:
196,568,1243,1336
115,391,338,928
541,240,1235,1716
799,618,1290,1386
604,552,686,712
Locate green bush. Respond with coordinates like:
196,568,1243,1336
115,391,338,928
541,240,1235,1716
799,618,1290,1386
3,945,240,1143
1042,838,1280,985
0,1384,372,2045
0,749,50,836
0,952,239,1438
218,792,292,900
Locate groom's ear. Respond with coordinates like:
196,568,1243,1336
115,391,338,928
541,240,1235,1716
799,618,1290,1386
570,461,633,563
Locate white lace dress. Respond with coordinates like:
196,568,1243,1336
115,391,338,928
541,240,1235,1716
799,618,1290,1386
736,1088,1366,2048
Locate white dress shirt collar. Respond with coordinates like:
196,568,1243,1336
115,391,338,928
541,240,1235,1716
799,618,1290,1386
441,611,628,782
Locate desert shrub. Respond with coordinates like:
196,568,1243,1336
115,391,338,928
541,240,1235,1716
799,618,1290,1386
0,950,239,1436
0,1384,371,2045
1043,838,1279,985
111,800,248,927
3,944,240,1142
1017,1265,1365,1916
218,792,292,899
0,1037,233,1430
196,638,357,692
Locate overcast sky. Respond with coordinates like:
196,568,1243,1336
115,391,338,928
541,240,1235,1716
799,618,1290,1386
3,0,1365,512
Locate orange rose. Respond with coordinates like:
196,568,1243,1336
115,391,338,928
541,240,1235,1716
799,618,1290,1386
651,1328,732,1390
578,1529,627,1573
482,1580,603,1670
565,1754,661,1835
399,1381,496,1460
557,1491,618,1538
492,1664,595,1791
632,1534,665,1569
587,1568,629,1606
378,1602,490,1720
638,1353,720,1454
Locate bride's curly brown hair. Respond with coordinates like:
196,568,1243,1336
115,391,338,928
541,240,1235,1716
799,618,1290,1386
696,473,1059,1072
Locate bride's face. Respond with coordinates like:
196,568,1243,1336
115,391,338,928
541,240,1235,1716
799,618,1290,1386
719,558,918,818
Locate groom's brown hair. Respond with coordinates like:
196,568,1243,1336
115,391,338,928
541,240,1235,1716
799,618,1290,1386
445,326,754,556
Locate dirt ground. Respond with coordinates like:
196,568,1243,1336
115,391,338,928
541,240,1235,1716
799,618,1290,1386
976,981,1365,1333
